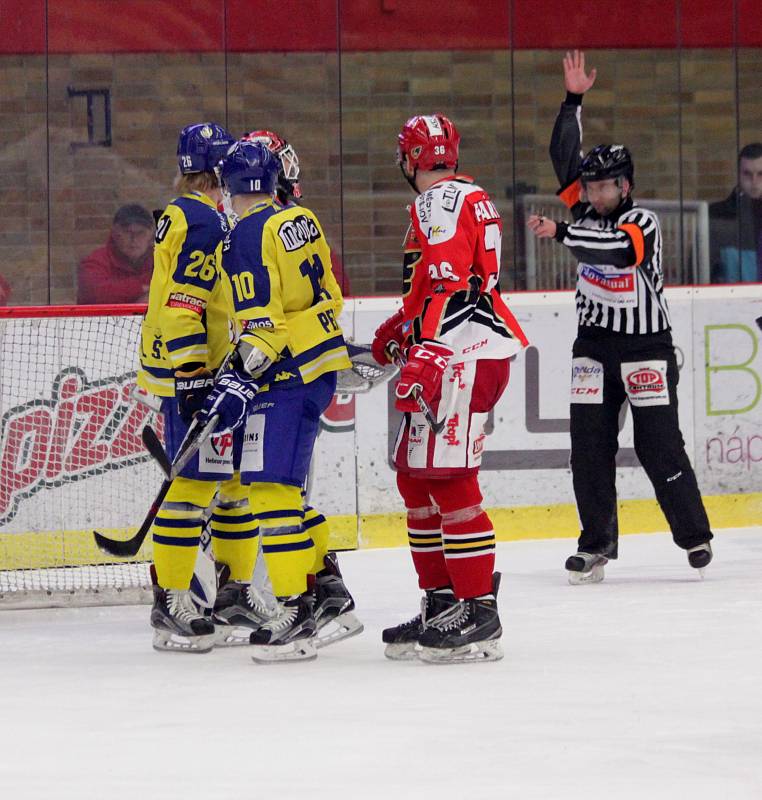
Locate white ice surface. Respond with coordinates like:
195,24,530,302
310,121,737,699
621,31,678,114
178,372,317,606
1,530,762,800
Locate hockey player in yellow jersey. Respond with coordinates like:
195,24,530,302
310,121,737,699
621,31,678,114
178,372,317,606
240,128,363,648
197,140,352,662
138,123,272,653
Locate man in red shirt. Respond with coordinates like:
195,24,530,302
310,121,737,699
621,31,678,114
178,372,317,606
77,204,155,304
372,114,528,663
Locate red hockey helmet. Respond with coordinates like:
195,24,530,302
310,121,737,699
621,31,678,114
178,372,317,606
397,114,460,176
241,129,301,201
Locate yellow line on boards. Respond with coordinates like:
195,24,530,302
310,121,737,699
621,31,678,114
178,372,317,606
353,492,762,550
1,494,759,570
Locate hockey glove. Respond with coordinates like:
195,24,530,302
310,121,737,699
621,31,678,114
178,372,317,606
174,365,214,425
395,341,453,413
198,368,259,432
371,308,406,366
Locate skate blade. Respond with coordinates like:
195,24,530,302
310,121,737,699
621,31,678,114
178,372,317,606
213,624,258,647
383,642,420,661
418,638,503,664
568,564,605,585
251,638,318,664
697,567,706,580
152,629,215,654
315,612,364,649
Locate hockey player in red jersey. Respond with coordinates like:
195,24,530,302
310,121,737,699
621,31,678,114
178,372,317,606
372,114,528,663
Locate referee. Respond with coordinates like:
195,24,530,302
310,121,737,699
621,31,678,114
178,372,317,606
527,50,713,583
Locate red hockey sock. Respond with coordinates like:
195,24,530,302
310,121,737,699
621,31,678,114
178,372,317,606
440,509,495,598
407,507,449,590
397,471,450,590
428,475,495,599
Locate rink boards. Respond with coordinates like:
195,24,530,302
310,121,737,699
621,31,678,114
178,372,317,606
0,285,761,570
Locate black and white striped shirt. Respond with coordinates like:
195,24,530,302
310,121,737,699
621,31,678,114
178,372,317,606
555,199,672,334
549,94,672,335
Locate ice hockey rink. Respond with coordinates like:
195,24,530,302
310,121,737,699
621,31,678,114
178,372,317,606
2,529,761,800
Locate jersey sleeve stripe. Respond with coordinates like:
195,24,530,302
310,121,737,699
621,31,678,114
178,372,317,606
618,223,645,265
293,334,347,368
557,178,582,208
166,332,207,353
141,364,175,379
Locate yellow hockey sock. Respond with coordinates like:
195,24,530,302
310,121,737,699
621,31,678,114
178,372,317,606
211,474,259,582
152,477,216,590
248,482,314,597
304,504,331,575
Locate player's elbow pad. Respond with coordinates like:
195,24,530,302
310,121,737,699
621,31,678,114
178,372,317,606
235,339,272,379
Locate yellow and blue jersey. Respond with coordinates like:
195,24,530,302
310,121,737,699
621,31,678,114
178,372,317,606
138,192,235,397
222,198,350,388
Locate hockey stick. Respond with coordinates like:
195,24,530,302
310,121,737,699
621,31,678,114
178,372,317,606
142,424,171,477
387,341,445,435
93,413,219,558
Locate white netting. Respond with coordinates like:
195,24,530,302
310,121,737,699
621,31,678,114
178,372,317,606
0,309,158,607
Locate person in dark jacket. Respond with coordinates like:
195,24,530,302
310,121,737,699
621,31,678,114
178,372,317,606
709,143,762,283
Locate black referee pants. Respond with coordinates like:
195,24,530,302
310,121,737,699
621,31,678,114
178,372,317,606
569,329,712,558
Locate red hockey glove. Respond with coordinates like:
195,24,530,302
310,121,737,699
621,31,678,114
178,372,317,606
395,341,453,413
371,308,405,366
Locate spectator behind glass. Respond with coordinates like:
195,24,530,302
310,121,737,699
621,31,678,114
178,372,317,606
709,143,762,283
77,204,155,304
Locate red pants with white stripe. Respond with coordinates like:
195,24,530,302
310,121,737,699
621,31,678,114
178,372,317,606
393,357,509,599
393,358,508,474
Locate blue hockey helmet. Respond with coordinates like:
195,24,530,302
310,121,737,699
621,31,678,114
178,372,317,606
177,123,235,174
218,141,280,196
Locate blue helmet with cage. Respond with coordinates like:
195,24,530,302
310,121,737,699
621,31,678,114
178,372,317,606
177,123,235,174
218,141,280,196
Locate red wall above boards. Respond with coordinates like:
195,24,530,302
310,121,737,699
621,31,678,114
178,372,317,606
2,0,760,55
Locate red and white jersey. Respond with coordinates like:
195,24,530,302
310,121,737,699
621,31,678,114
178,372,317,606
401,175,528,362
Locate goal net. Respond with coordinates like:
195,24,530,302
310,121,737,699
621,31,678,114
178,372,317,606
0,305,158,609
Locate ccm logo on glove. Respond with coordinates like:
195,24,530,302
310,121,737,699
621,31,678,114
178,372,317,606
395,341,453,412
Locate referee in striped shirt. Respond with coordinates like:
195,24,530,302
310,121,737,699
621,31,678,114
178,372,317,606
527,50,713,583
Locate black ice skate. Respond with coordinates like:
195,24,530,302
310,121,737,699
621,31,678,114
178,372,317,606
382,587,457,661
418,574,503,664
151,584,216,653
313,552,364,648
565,551,608,585
249,594,317,663
212,581,277,646
687,542,712,577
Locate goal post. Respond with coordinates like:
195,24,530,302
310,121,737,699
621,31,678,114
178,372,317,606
0,304,158,609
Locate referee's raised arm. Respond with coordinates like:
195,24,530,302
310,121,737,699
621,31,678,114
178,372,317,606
550,50,597,218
